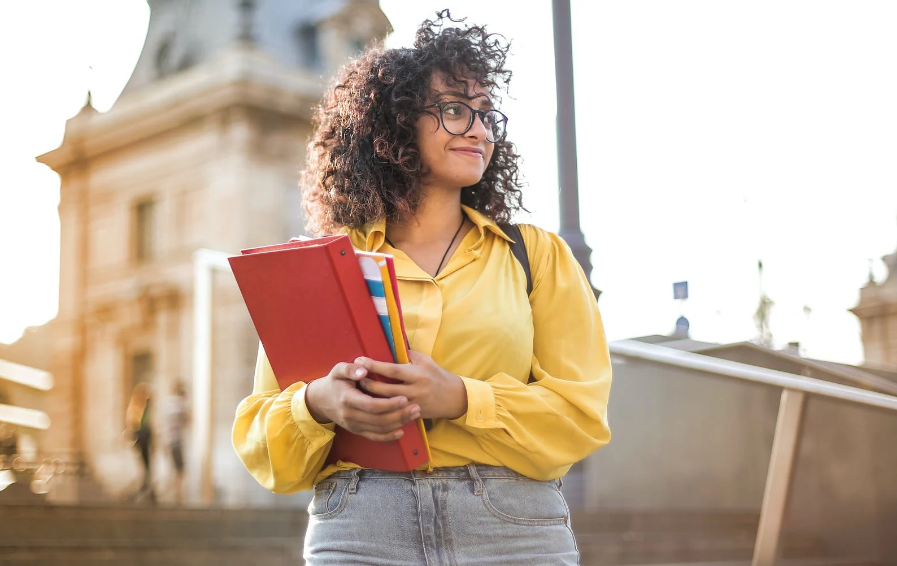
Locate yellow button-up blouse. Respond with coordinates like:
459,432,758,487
232,205,612,493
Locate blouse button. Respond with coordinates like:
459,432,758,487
476,414,484,423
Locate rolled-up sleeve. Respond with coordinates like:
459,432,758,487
231,343,336,493
449,227,612,480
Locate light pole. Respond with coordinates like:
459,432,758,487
552,0,600,299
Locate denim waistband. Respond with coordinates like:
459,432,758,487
328,464,533,481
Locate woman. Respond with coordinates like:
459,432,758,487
233,11,611,566
162,380,189,505
125,382,156,504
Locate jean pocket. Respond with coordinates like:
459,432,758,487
480,478,569,526
307,477,350,519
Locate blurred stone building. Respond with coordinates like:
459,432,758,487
33,0,390,506
852,241,897,369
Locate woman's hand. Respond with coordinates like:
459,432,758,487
354,351,468,420
304,362,421,442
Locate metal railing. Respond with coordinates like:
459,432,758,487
0,359,53,391
0,358,57,495
0,359,52,431
0,453,82,495
609,339,897,566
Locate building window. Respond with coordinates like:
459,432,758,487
134,199,156,262
130,351,154,391
155,33,178,78
297,24,320,69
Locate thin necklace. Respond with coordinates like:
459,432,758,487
385,215,466,277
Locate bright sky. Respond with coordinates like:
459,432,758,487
1,1,896,365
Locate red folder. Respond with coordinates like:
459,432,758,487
228,235,428,471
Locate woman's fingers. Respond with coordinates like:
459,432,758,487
336,386,419,434
343,398,420,425
355,357,413,382
357,378,405,399
322,359,425,441
340,404,419,438
406,349,431,365
344,405,419,432
342,386,407,414
331,362,368,382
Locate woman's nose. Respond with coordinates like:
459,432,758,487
466,113,489,139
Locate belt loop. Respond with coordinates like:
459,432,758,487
348,469,361,494
467,463,484,496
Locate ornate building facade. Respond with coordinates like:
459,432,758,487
852,241,897,369
36,0,390,506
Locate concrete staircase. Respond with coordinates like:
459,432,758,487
575,509,763,565
0,503,305,566
572,509,879,566
0,504,882,566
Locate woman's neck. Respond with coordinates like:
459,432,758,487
385,187,466,247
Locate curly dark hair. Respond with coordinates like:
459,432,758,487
301,10,525,235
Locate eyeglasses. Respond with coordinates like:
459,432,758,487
423,101,508,143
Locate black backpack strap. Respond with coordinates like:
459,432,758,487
500,223,532,296
500,223,536,384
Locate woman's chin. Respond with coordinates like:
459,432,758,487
453,172,486,189
427,170,486,191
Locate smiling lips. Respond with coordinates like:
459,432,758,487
451,146,484,159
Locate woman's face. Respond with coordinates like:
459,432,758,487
414,75,496,191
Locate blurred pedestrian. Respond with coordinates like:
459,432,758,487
162,380,189,505
0,392,17,459
0,422,17,458
125,382,155,504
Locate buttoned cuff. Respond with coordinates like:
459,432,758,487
289,382,336,443
449,376,499,433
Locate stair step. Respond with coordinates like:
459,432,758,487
576,529,824,566
0,546,300,566
617,560,882,566
0,503,307,545
571,509,760,533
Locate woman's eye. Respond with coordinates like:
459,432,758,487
443,104,464,116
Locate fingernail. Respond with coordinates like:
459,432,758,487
394,430,404,439
355,368,366,378
360,378,369,388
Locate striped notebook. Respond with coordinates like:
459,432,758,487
356,254,397,362
356,251,412,362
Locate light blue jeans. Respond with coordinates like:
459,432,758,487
304,464,579,566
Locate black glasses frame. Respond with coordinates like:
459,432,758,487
423,101,508,143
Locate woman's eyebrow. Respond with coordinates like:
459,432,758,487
436,91,494,108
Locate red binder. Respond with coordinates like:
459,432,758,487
228,235,429,471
